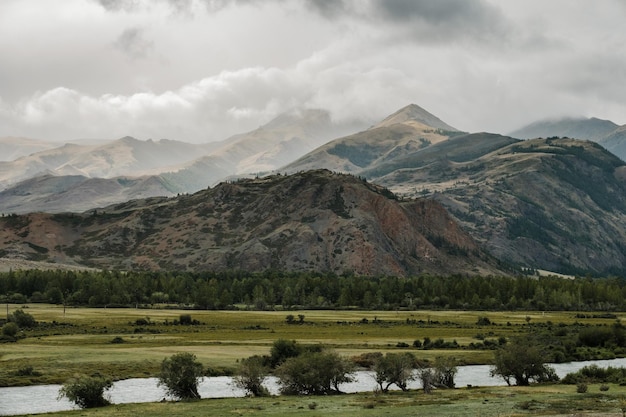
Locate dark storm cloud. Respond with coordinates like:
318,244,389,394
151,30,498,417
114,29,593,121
114,27,154,59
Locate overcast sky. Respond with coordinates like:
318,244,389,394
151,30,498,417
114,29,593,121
1,0,625,143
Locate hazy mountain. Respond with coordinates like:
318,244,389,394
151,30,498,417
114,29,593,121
509,117,619,141
598,126,626,162
164,108,368,191
0,174,177,214
0,170,501,276
283,104,463,174
0,137,61,161
0,137,218,190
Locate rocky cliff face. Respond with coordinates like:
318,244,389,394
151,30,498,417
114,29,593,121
0,170,500,276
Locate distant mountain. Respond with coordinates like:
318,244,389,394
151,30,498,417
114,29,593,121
0,170,502,276
0,174,176,214
283,104,463,174
0,137,61,161
510,117,619,141
163,108,367,191
510,116,626,161
0,137,218,190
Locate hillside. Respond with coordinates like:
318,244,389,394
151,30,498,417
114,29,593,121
510,116,626,161
368,137,626,275
0,170,501,276
510,117,619,141
0,174,177,214
283,104,463,174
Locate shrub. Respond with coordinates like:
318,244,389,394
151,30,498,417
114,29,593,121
110,337,125,344
158,352,204,400
2,322,18,337
10,309,37,328
577,382,588,393
600,384,610,392
58,375,112,408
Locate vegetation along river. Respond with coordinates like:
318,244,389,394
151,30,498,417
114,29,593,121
2,358,626,416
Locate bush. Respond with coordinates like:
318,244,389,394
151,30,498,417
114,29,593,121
58,375,112,408
158,352,204,400
2,322,18,337
577,382,588,393
600,384,610,392
10,309,37,328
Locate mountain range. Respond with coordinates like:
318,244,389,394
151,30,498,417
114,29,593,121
2,104,626,276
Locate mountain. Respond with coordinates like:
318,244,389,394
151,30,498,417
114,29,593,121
510,117,626,161
0,174,177,214
0,170,501,276
163,108,367,191
0,137,61,161
283,104,463,174
365,136,626,276
0,137,218,190
509,117,619,141
281,106,626,275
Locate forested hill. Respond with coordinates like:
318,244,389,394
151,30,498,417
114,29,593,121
0,170,501,277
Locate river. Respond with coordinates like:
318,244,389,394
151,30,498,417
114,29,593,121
2,358,626,416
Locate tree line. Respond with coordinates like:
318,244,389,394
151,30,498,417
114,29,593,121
1,269,626,311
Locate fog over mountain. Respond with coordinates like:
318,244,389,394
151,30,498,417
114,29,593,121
1,1,625,142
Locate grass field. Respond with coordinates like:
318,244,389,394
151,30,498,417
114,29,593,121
15,383,626,417
1,304,624,387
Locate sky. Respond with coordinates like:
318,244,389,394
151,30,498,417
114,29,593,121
1,0,625,143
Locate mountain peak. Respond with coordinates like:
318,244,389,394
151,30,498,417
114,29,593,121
374,104,459,131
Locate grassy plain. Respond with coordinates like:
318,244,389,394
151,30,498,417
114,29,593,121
1,304,624,387
20,384,626,417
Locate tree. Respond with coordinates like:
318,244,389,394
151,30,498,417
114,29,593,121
158,352,204,400
233,355,270,397
490,337,558,386
276,350,355,395
433,356,458,388
373,353,415,392
418,368,435,394
58,375,112,409
2,322,18,337
269,339,301,368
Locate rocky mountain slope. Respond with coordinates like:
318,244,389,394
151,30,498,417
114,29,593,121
510,117,626,161
283,108,626,276
0,170,500,276
0,137,61,161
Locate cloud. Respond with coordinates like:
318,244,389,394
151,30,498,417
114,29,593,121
114,27,154,59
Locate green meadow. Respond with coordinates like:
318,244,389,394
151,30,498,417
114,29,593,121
2,304,623,386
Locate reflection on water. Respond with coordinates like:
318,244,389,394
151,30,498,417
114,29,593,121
2,358,626,416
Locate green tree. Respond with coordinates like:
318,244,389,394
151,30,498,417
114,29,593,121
233,355,270,397
58,375,112,409
490,337,558,386
276,350,355,395
269,339,301,368
433,356,458,388
158,352,204,400
373,353,415,392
